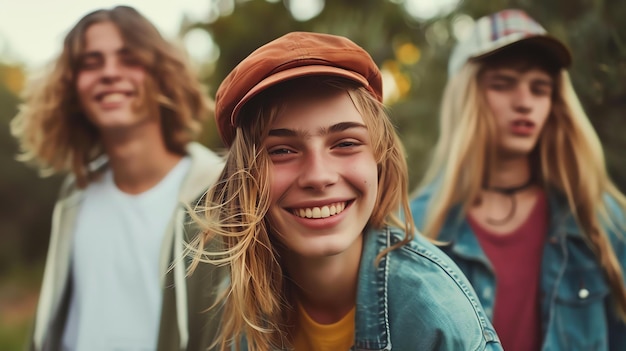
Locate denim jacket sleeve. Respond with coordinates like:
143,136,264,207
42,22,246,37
605,195,626,349
355,227,502,350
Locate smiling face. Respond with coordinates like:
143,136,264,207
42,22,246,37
75,21,149,132
264,89,378,259
480,66,553,158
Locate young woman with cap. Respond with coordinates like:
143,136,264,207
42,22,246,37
188,32,502,350
410,9,626,351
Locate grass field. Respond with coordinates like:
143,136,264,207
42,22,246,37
0,265,42,351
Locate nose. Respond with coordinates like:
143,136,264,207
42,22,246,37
512,85,532,114
100,58,122,83
297,151,339,191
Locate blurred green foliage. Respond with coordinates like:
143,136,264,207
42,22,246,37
1,0,624,347
187,0,626,191
0,65,62,274
0,62,63,348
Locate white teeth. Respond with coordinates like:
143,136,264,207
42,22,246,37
293,202,347,219
312,207,321,218
101,92,126,103
321,206,330,217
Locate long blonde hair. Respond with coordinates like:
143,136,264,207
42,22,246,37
10,6,211,187
419,56,626,320
188,77,414,350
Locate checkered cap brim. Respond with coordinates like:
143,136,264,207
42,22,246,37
448,9,571,75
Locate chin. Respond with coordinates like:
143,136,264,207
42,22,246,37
287,234,358,259
292,240,343,257
500,143,539,158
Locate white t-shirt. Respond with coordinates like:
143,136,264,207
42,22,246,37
62,157,191,351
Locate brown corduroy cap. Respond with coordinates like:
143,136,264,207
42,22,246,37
214,31,383,146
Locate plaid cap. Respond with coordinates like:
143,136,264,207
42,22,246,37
214,31,383,146
448,9,572,76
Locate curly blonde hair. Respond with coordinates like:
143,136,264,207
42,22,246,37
11,5,212,187
188,77,414,350
418,49,626,321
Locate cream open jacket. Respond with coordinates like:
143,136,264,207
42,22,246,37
30,142,227,351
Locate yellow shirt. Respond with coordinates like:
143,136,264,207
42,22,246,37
292,303,355,351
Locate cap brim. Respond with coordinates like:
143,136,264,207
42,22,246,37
230,65,370,126
473,35,572,68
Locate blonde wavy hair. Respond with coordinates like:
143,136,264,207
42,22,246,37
418,51,626,320
188,77,414,350
10,6,212,187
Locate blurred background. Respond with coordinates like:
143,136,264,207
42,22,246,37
1,0,624,348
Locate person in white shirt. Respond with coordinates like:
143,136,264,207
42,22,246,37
11,6,226,351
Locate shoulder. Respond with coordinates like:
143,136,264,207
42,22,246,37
181,142,225,202
603,194,626,228
390,230,499,348
600,194,626,262
54,173,88,208
382,228,500,349
409,184,437,226
387,228,482,309
59,174,79,199
186,142,223,166
551,191,626,250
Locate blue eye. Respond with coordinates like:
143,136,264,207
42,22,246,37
268,148,294,155
334,139,364,149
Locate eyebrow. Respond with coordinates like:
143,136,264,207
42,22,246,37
489,73,515,81
80,46,132,59
488,72,553,87
531,78,554,88
268,121,367,138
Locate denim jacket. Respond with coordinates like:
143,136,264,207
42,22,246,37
352,225,502,350
236,226,502,350
410,187,626,351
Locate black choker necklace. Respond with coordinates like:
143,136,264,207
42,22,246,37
483,178,534,195
481,179,534,225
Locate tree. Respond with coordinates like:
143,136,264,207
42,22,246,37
0,63,62,274
187,0,626,191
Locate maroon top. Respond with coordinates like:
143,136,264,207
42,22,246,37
469,191,548,351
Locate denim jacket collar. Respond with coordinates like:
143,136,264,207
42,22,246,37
353,226,391,351
439,205,494,271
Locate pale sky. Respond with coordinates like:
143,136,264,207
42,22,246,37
0,0,460,70
0,0,212,68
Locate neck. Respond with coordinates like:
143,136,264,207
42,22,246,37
485,155,533,190
101,123,183,194
477,155,537,226
284,236,362,324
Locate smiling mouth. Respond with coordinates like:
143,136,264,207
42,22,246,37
292,202,348,219
97,92,133,103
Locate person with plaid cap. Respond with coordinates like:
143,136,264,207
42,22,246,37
410,8,626,351
187,31,502,350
